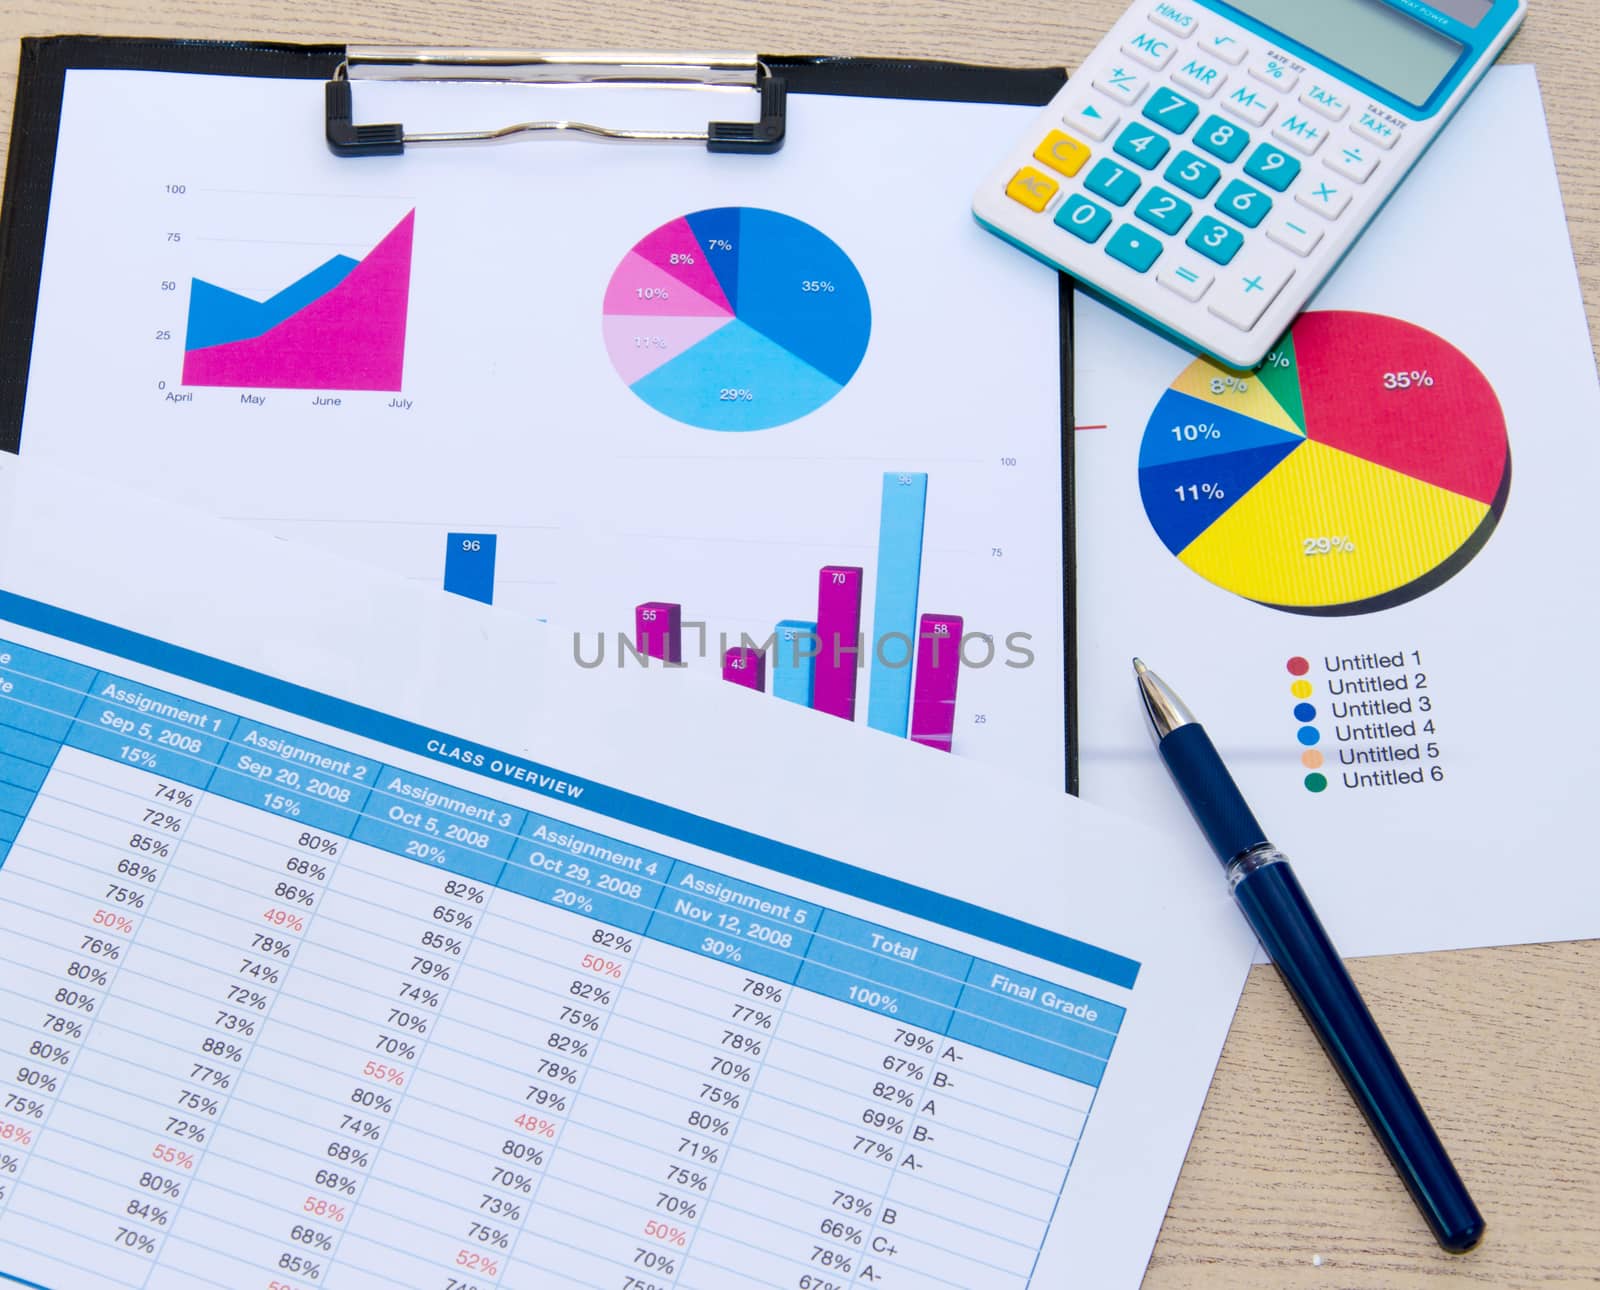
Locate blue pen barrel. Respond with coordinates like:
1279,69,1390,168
1230,850,1485,1253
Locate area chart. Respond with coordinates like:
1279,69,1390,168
181,210,414,392
1138,311,1511,615
602,208,871,431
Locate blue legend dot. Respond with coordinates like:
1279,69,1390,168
1297,725,1321,747
1293,702,1317,722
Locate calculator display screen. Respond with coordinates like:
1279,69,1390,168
1227,0,1466,105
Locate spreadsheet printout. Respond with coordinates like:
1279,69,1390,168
0,468,1255,1289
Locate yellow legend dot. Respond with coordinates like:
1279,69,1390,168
1301,750,1324,769
1291,680,1313,699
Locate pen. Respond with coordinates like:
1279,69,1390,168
1132,659,1485,1253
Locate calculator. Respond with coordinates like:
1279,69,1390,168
973,0,1527,369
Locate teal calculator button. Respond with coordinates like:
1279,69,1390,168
1186,216,1244,264
1215,179,1272,228
1084,158,1142,207
1194,115,1249,163
1164,150,1222,198
1113,123,1172,171
1243,143,1301,192
1135,187,1193,235
1055,194,1113,242
1142,88,1200,134
1106,225,1163,273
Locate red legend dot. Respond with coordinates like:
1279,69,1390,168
1286,656,1310,676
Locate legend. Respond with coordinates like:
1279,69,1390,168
1284,651,1445,792
1286,656,1327,792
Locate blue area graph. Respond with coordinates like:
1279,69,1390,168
185,255,357,350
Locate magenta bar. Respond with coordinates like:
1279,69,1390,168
813,565,863,720
909,614,963,752
635,602,682,664
723,646,767,692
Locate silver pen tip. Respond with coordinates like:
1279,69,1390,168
1133,659,1196,741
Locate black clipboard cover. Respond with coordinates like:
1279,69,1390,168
0,36,1078,791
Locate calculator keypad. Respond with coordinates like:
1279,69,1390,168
979,0,1431,364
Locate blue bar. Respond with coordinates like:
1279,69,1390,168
866,472,928,736
0,721,63,769
773,620,816,707
444,533,498,605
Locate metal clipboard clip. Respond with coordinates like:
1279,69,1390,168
325,47,787,157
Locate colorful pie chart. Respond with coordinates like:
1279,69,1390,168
602,207,871,431
1139,311,1510,615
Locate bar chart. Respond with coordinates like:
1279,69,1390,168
634,473,970,753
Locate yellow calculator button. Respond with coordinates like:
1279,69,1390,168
1034,130,1092,177
1005,166,1060,212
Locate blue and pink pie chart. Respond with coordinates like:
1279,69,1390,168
602,207,871,431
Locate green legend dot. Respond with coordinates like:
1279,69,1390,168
1304,772,1328,793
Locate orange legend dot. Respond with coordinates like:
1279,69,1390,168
1291,680,1313,699
1302,750,1324,769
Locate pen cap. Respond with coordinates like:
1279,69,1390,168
1157,724,1267,863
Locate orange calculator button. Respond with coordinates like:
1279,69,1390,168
1034,130,1092,177
1005,166,1059,212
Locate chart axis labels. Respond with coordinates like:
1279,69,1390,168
603,208,871,431
1139,311,1511,615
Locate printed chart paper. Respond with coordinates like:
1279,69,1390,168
15,70,1071,782
1072,67,1600,956
0,466,1255,1289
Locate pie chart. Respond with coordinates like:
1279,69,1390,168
1139,311,1510,615
602,207,871,431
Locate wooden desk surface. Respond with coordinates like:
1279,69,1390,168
1,1,1596,1285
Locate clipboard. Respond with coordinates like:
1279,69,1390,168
0,36,1081,790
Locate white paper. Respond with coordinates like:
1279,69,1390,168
17,69,1071,783
1072,67,1600,956
0,464,1255,1288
